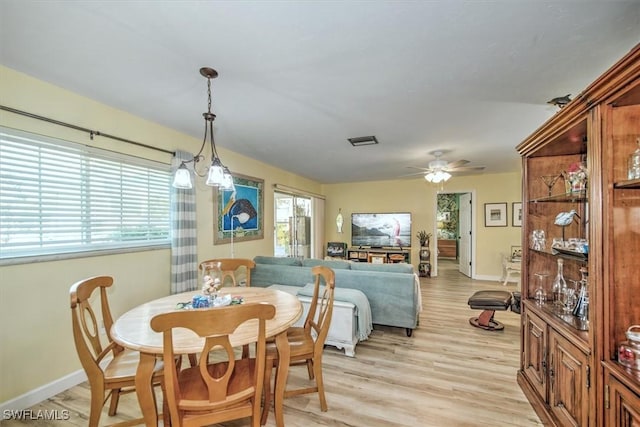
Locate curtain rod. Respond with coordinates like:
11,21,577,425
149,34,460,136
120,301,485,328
273,183,325,200
0,105,175,156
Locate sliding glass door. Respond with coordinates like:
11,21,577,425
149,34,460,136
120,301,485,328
274,192,312,258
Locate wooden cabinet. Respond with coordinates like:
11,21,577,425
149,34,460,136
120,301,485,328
516,44,640,426
548,329,590,427
521,304,591,426
523,309,548,400
599,52,640,425
605,371,640,426
346,248,410,264
437,239,456,258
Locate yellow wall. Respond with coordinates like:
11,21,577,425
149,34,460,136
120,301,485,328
0,66,321,402
0,65,522,404
321,172,523,278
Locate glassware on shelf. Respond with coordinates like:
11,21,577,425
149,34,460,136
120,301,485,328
628,137,640,180
540,174,561,196
563,280,578,314
533,273,548,305
572,267,589,320
551,258,566,306
530,229,546,251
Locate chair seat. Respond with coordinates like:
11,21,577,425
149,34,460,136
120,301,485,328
266,329,314,361
102,349,164,387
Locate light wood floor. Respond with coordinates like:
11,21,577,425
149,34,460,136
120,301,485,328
7,260,542,426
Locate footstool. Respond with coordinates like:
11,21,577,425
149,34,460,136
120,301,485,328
467,290,514,331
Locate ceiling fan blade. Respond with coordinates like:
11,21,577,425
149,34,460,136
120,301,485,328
446,159,470,169
406,166,431,172
448,166,486,172
399,170,430,178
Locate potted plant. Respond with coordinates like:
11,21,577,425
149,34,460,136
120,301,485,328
417,230,431,248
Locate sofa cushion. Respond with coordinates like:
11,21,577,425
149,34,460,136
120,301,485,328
253,256,302,266
251,264,314,288
350,262,414,274
302,258,352,270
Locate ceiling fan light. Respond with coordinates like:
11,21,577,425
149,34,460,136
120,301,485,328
425,170,452,183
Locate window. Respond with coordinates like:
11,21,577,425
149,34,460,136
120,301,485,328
0,127,171,263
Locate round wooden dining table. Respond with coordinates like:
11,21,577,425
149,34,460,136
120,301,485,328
111,287,303,427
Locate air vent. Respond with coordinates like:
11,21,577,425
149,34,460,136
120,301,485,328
348,135,379,147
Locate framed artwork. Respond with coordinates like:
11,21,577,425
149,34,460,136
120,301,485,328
512,202,523,227
213,173,264,245
484,202,507,227
437,211,451,222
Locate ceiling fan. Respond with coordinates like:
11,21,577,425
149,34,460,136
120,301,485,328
405,150,485,183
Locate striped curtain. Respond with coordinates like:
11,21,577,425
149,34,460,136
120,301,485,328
170,151,198,294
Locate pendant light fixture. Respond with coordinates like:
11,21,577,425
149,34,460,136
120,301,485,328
172,67,234,191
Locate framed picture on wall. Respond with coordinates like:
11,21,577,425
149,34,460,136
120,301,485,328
213,173,264,245
484,202,507,227
512,202,523,227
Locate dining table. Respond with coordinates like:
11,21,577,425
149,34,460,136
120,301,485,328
111,286,303,427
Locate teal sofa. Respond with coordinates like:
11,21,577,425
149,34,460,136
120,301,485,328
251,256,421,336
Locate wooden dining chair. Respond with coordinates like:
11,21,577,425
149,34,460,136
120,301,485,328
70,276,166,427
197,258,257,362
260,265,336,425
150,302,276,427
199,258,256,288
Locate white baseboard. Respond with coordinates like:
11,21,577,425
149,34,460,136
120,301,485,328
0,370,87,412
474,274,508,283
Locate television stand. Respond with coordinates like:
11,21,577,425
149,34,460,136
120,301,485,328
347,247,410,264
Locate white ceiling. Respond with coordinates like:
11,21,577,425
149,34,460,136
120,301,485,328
1,1,639,183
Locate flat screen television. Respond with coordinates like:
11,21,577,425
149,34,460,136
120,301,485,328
351,212,411,248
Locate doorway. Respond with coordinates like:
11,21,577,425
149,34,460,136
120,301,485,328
434,191,475,278
274,192,312,258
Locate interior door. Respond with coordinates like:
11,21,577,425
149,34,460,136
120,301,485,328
458,192,472,277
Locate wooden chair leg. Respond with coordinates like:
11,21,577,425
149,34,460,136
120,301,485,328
108,388,120,416
260,358,274,425
188,353,198,367
314,356,328,412
306,359,314,379
242,344,250,359
88,384,104,427
160,382,170,427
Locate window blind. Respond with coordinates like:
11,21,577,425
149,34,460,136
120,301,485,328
0,127,171,261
